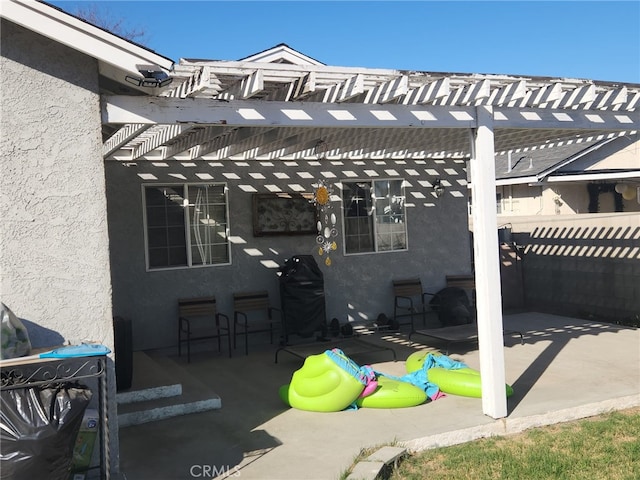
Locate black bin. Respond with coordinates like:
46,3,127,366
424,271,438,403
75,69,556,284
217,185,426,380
113,316,133,391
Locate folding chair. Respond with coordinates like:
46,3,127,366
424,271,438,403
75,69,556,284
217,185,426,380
178,296,231,362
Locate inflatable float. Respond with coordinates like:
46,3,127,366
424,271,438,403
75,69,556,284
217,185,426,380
279,349,369,412
405,349,442,373
428,367,514,398
280,348,427,412
355,375,426,409
405,350,514,398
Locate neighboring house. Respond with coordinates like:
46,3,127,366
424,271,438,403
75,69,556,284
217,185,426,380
3,1,639,467
493,133,639,216
487,134,639,322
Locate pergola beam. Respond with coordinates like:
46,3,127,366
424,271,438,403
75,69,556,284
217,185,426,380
485,80,528,106
167,66,211,98
217,69,265,100
305,74,365,103
403,77,451,105
363,75,409,104
103,124,151,157
161,125,228,160
103,96,639,132
525,83,564,107
264,72,317,101
132,124,192,159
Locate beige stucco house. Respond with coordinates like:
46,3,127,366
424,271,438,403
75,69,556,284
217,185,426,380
494,133,639,216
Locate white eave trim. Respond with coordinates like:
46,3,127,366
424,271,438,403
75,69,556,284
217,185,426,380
546,170,640,182
495,176,540,186
1,0,174,77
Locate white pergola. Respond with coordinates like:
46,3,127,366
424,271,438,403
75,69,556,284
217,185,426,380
100,54,638,418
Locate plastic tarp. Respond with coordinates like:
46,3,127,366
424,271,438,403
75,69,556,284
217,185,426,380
278,255,327,338
0,381,92,480
1,303,32,360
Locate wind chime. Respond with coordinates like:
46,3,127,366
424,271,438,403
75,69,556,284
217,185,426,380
312,141,338,266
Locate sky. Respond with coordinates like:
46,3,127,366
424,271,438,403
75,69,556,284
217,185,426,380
48,1,640,83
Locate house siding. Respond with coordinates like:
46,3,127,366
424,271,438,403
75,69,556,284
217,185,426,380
498,183,640,215
106,158,472,351
1,20,118,472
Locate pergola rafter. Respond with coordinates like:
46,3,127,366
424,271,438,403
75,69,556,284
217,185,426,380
103,56,638,163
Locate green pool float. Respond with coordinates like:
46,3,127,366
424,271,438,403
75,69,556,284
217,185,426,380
279,349,366,412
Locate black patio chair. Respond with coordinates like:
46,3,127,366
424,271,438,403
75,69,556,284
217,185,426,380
392,278,436,331
233,290,281,355
178,296,231,362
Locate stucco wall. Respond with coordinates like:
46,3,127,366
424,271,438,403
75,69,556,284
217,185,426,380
504,213,640,321
1,20,118,472
1,20,113,348
106,158,473,350
498,183,640,216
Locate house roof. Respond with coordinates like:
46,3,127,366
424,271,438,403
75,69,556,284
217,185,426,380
237,43,325,66
2,0,174,96
495,133,640,185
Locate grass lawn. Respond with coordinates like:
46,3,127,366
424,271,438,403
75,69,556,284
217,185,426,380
387,407,640,480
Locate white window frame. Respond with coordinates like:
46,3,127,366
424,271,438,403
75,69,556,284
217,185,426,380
341,178,408,256
142,183,231,271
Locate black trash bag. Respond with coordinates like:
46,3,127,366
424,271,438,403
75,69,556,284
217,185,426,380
0,381,93,480
429,287,473,326
278,255,327,339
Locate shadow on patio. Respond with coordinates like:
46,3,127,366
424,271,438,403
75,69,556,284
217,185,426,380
117,312,639,480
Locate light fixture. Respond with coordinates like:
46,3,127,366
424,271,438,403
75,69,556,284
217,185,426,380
314,139,327,159
125,64,173,88
433,179,445,198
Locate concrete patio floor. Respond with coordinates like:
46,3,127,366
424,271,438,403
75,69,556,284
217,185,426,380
117,312,640,480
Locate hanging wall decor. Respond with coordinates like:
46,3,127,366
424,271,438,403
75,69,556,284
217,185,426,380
313,179,338,266
311,140,338,266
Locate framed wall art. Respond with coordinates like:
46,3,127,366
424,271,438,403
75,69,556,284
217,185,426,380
252,193,317,236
